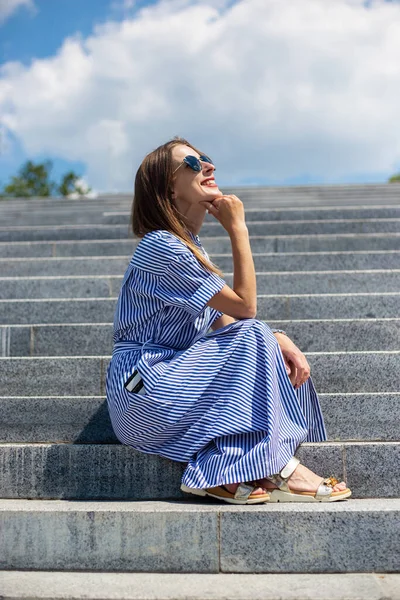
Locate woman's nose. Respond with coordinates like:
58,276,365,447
203,161,215,174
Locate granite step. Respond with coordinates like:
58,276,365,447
1,293,398,324
106,205,400,224
2,572,400,600
0,442,399,499
1,184,399,206
1,219,400,242
1,393,398,444
0,190,398,205
1,351,399,396
3,197,399,210
2,251,400,277
11,196,400,211
1,232,400,259
2,205,400,226
1,270,399,300
2,188,399,206
1,319,399,357
0,498,399,573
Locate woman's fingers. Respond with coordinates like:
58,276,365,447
283,356,291,375
291,353,311,388
281,348,311,389
284,357,299,387
200,200,215,214
199,195,245,230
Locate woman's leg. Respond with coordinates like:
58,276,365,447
181,321,333,491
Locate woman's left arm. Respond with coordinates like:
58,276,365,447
273,332,311,389
210,313,237,331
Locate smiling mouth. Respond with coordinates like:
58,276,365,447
201,179,218,187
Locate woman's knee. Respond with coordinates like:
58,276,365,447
252,319,279,343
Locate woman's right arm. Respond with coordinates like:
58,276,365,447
201,195,257,320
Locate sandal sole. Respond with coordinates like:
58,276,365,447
268,488,352,503
180,484,270,505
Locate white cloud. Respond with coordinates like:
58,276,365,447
0,0,35,24
1,0,400,190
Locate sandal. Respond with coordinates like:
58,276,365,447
260,456,352,503
180,482,270,505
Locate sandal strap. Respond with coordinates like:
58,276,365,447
281,456,300,479
267,456,300,492
314,476,339,500
234,483,257,501
315,482,334,500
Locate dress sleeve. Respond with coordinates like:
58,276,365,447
209,308,224,325
154,251,226,317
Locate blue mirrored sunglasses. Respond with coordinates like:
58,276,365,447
173,154,214,174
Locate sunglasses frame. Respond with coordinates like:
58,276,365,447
173,154,214,174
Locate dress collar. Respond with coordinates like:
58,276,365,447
187,229,202,247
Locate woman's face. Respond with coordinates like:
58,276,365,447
171,144,222,207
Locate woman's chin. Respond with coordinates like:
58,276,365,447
204,187,223,200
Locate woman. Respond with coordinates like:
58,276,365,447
105,137,351,505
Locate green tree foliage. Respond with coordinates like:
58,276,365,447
4,160,56,197
388,173,400,183
1,160,90,198
59,171,91,196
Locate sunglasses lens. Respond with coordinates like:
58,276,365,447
199,154,213,165
181,154,214,172
184,156,202,171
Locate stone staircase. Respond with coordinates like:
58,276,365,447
0,184,399,597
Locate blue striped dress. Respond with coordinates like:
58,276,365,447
105,229,327,489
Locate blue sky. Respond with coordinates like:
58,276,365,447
0,0,158,188
1,0,164,65
1,0,400,192
2,0,109,65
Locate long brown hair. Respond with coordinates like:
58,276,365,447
131,136,223,277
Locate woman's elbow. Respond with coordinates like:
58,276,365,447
241,304,257,319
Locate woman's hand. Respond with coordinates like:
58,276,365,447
274,333,311,390
199,195,245,234
283,355,297,386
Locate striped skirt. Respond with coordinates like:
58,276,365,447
106,318,327,489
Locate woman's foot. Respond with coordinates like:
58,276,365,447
257,463,347,494
223,482,267,496
180,481,270,505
